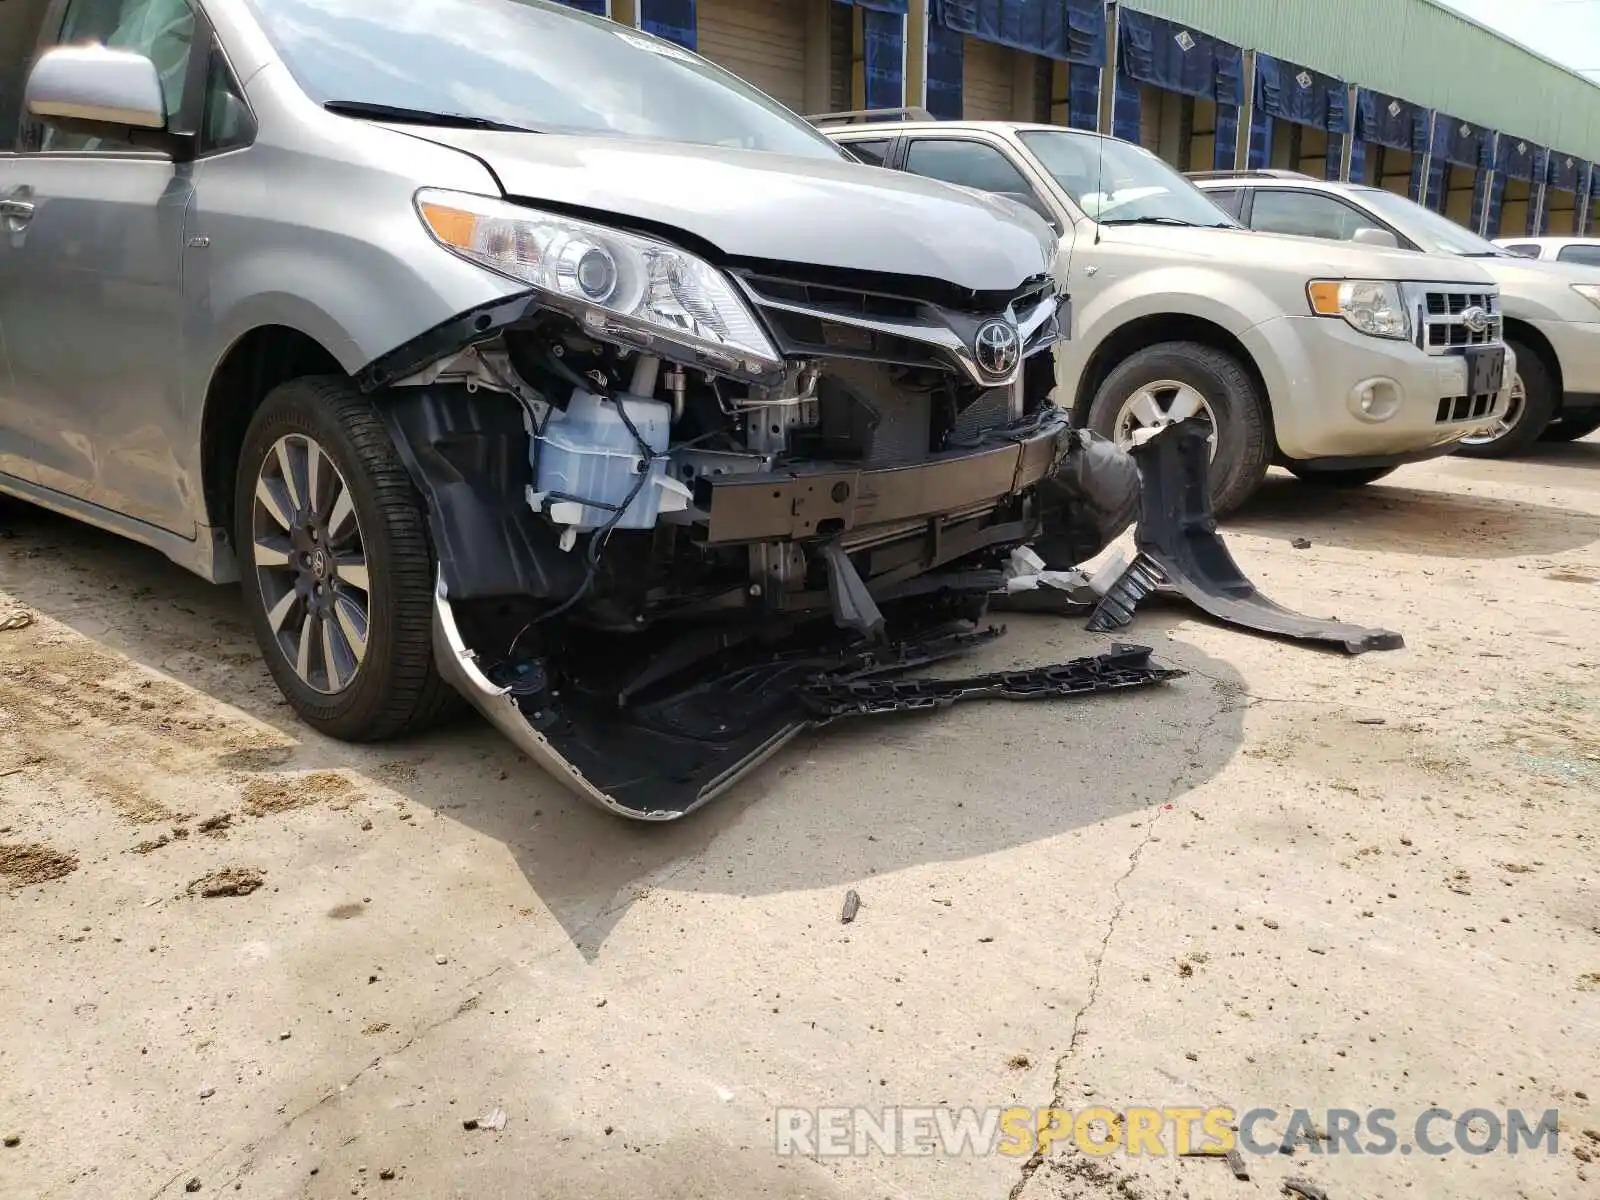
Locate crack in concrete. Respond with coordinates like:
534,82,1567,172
158,962,512,1200
1007,697,1230,1200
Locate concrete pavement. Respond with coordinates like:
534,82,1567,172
1,440,1597,1200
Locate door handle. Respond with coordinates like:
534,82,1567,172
0,199,34,221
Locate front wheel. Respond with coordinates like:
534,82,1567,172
1539,411,1600,443
1285,465,1399,488
234,376,456,742
1086,341,1271,517
1455,340,1557,459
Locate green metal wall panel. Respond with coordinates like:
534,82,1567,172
1124,0,1600,162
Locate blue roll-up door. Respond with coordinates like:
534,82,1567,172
937,0,1104,63
1114,8,1242,170
1550,151,1581,193
1353,89,1429,198
1215,98,1238,170
1490,135,1541,237
1543,152,1586,234
862,7,904,109
1253,53,1346,133
1112,70,1141,144
1247,106,1272,170
641,0,696,47
1067,62,1099,131
1252,53,1349,178
927,23,965,119
931,0,1104,122
1425,113,1490,220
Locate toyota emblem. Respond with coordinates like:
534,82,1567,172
1460,306,1490,335
973,319,1021,377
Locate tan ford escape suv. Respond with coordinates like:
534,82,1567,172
821,116,1514,513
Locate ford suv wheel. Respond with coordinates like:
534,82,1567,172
1087,342,1270,516
235,377,456,742
1455,339,1557,459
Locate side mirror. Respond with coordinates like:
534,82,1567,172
26,45,166,135
1352,226,1400,250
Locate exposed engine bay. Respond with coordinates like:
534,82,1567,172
361,251,1159,819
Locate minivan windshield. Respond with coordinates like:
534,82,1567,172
1354,188,1507,257
1017,131,1236,228
244,0,844,158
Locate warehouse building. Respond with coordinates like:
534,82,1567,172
578,0,1600,237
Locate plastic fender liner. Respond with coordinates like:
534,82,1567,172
1087,420,1404,655
380,386,584,603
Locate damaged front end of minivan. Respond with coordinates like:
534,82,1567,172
359,190,1145,820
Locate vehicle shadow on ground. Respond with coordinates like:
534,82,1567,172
1230,467,1600,557
1433,437,1600,491
0,498,1247,960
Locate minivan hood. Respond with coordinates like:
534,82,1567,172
395,129,1056,293
1097,222,1496,284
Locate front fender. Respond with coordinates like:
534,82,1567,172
1055,264,1285,396
189,238,525,386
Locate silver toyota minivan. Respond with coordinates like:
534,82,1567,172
0,0,1149,819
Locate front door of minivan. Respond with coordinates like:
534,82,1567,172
0,0,199,533
0,0,56,481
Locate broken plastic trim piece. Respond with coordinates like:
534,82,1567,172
357,291,546,393
1086,421,1404,655
799,644,1183,719
821,541,885,637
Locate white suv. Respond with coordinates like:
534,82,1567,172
1194,172,1600,452
1496,237,1600,269
820,118,1512,513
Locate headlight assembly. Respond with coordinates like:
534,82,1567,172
1307,279,1410,341
415,189,781,374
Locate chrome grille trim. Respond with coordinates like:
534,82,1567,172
733,274,1064,387
1400,283,1504,354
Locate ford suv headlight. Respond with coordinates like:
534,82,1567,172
415,189,780,374
1572,284,1600,314
1306,280,1410,341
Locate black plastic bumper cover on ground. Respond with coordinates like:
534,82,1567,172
435,584,1183,821
1087,421,1404,654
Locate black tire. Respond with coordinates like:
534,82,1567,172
234,376,456,742
1285,465,1399,488
1539,410,1600,443
1454,339,1558,459
1086,341,1271,516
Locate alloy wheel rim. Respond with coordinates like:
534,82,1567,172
1460,372,1526,446
251,435,371,696
1113,379,1219,461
